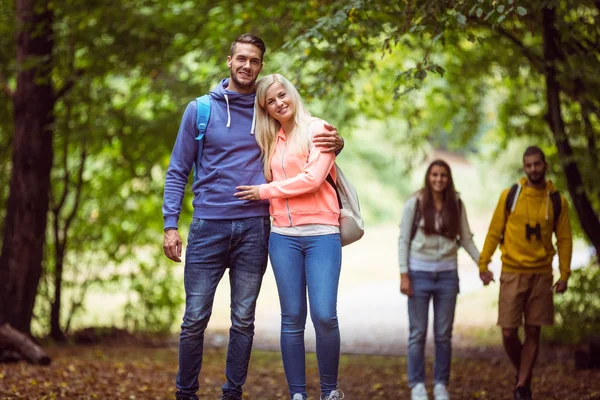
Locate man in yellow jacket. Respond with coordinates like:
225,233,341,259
479,146,572,400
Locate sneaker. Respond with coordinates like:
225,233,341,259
514,386,531,400
433,383,450,400
411,383,429,400
292,394,304,400
321,390,345,400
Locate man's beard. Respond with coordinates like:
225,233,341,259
527,172,546,185
230,67,255,91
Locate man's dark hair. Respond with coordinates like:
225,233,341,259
523,146,546,163
230,34,266,60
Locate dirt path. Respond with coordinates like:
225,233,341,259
1,344,598,399
202,224,590,355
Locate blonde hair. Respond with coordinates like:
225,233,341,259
254,74,311,182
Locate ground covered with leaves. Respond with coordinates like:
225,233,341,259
0,340,599,399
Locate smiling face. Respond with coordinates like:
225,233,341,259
264,81,295,125
227,43,263,93
523,152,548,185
428,165,450,194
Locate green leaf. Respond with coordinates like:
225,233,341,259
497,5,505,13
476,8,483,18
516,6,527,16
456,12,467,25
434,65,445,77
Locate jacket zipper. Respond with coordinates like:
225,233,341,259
281,138,293,226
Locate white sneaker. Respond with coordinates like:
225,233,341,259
292,394,304,400
321,389,345,400
433,383,450,400
411,383,429,400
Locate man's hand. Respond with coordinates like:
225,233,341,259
163,229,182,262
312,123,343,153
553,280,568,294
480,270,495,286
400,273,413,297
235,185,261,201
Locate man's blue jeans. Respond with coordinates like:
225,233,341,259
175,217,270,400
407,269,459,388
268,233,342,400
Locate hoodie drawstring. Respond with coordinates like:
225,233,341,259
250,105,256,135
224,94,231,128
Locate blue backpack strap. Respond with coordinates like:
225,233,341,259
193,95,211,181
195,94,211,140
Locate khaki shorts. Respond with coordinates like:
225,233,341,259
497,272,554,328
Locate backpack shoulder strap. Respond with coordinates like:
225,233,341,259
411,197,421,241
501,184,520,243
550,191,562,231
505,183,520,216
192,95,211,182
195,95,211,140
456,197,463,242
325,174,342,209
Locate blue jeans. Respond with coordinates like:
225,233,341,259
269,233,342,400
176,217,270,400
407,269,459,388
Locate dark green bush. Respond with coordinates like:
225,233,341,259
543,263,600,344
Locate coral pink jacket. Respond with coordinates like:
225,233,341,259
259,119,340,228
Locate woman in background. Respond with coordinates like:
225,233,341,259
398,159,483,400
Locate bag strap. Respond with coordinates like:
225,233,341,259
550,191,562,232
500,183,520,243
192,95,211,182
195,94,211,139
310,119,342,210
504,183,520,216
326,174,343,209
410,198,421,241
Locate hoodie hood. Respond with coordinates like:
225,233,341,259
515,177,558,220
210,78,257,133
517,177,557,192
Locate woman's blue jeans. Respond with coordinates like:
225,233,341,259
407,269,459,388
269,233,342,400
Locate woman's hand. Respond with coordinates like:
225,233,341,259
235,185,261,201
400,273,413,297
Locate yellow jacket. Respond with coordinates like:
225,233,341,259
478,177,572,281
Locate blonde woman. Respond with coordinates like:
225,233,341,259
235,74,344,400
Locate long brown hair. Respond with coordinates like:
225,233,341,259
419,159,460,239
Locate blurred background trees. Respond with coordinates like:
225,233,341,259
0,0,598,354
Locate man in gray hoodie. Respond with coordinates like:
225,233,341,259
162,34,342,400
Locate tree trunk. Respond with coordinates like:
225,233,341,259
542,7,600,257
0,324,50,365
0,0,54,347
